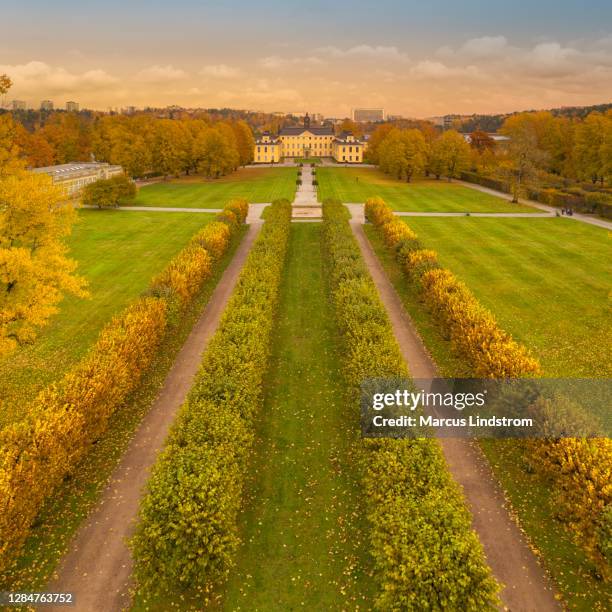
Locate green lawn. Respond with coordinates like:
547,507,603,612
132,167,297,208
0,209,214,426
317,167,538,212
221,223,375,610
402,217,612,377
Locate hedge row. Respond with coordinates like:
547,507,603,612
526,434,612,578
321,199,500,610
0,199,248,574
365,197,541,378
365,197,612,577
131,199,292,595
460,171,612,218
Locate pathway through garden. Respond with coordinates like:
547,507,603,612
46,210,264,612
221,223,375,610
348,209,561,612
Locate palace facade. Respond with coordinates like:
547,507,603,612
254,114,365,163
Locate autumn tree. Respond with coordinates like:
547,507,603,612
14,125,56,168
498,128,546,202
338,119,363,138
0,74,11,95
428,138,446,179
0,171,88,354
379,128,427,182
152,119,183,178
436,130,472,181
574,111,610,185
469,130,495,152
364,124,394,164
232,120,255,165
0,115,24,179
196,127,238,178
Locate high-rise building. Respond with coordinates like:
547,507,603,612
40,100,54,111
11,100,26,111
66,101,79,112
352,108,385,122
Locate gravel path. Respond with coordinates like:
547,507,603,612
46,216,263,612
81,204,224,213
349,212,561,611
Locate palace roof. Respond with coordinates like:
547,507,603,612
279,126,334,136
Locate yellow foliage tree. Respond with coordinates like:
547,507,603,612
0,172,88,354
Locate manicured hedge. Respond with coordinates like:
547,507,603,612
365,197,612,577
460,171,612,218
0,200,247,574
525,434,612,579
365,197,541,378
322,199,500,610
131,200,292,595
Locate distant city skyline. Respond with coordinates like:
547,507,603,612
1,1,611,117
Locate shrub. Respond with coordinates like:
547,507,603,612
296,179,302,185
225,197,248,224
215,209,238,230
525,435,612,578
380,218,416,248
0,297,167,572
364,196,394,226
132,200,292,595
404,249,440,283
110,174,137,202
150,245,212,313
420,268,541,377
322,199,500,610
190,222,231,262
0,198,248,573
81,174,136,208
585,191,612,217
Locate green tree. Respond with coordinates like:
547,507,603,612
82,178,117,208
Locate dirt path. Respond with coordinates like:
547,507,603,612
349,215,561,611
82,204,224,213
46,217,263,612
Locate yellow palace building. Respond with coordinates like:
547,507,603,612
254,114,365,163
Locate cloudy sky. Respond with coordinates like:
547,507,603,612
2,0,611,116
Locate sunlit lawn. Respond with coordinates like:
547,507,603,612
132,167,297,208
0,209,215,426
400,216,611,377
317,167,538,212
